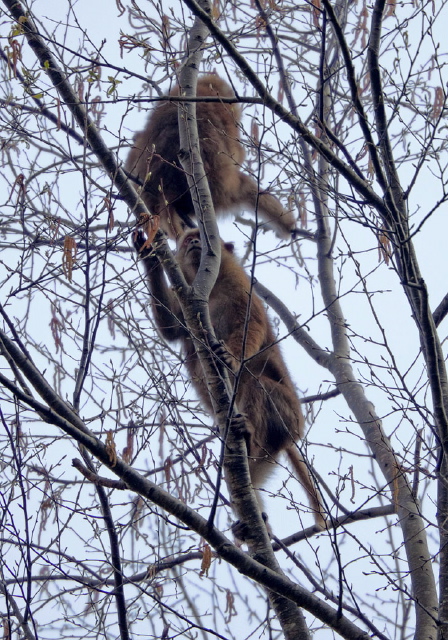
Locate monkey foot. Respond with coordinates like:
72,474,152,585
231,512,271,542
211,341,235,371
229,413,250,438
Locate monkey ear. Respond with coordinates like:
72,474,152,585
224,242,235,254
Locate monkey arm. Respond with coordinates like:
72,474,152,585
145,260,187,342
134,231,186,342
236,173,297,238
154,279,185,342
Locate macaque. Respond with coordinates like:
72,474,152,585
135,228,324,528
126,74,297,239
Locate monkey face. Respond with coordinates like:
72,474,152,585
177,230,202,282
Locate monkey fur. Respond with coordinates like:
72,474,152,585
126,74,297,240
135,228,324,528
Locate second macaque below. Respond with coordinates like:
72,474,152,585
126,74,297,239
135,228,324,528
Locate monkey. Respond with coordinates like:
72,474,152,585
126,74,297,240
134,227,325,529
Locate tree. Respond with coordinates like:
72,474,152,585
0,0,446,638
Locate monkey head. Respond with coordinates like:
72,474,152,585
176,229,236,284
176,229,202,283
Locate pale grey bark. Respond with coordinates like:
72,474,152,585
175,7,312,638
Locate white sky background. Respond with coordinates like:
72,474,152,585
1,0,448,638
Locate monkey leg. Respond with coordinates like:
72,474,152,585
236,173,297,238
238,376,325,528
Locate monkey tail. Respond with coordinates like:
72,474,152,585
285,445,326,529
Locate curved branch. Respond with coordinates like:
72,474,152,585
0,364,373,640
433,292,448,328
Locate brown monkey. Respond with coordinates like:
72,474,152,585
135,228,324,528
126,74,297,239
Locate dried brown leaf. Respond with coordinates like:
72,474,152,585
200,543,212,577
3,618,10,640
62,236,77,281
137,214,160,247
122,423,135,463
431,86,444,121
105,430,118,468
6,173,25,205
311,0,321,28
212,0,220,19
378,230,392,265
384,0,396,17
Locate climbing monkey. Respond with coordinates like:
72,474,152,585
135,228,325,528
126,74,297,239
